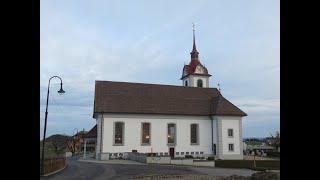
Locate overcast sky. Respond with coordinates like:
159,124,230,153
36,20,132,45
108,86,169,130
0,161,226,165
40,0,279,138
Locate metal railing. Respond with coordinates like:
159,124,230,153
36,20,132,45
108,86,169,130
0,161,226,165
40,157,66,175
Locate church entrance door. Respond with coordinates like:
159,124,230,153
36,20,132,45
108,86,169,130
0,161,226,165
169,147,175,158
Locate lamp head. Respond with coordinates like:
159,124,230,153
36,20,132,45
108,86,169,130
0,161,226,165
58,83,65,95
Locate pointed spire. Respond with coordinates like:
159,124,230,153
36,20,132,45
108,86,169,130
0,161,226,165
190,23,199,59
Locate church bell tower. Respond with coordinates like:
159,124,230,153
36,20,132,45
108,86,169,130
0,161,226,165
180,24,211,88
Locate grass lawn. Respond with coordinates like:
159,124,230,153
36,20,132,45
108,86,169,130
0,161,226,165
215,160,280,170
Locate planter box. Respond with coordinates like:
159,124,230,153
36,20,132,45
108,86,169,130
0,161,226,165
127,152,147,163
100,153,110,160
146,157,214,167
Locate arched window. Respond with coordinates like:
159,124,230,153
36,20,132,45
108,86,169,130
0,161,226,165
197,79,203,88
167,123,176,145
185,81,188,87
190,124,199,144
114,122,124,145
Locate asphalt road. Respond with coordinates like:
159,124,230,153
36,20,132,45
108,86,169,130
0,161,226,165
40,159,256,180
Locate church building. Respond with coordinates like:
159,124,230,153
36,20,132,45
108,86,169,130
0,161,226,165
93,28,247,160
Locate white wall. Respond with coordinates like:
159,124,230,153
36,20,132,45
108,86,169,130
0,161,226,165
100,114,213,156
190,75,209,88
181,75,209,88
182,79,190,87
212,119,217,144
216,116,242,155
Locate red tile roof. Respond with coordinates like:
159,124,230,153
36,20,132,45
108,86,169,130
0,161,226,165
85,125,97,138
182,60,210,77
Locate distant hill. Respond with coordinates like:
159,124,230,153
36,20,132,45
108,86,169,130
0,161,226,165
43,134,72,147
243,137,266,141
40,134,72,158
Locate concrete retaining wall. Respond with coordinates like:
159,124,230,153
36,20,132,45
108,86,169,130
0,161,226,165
127,152,147,163
146,157,215,167
193,161,215,167
170,159,194,165
146,156,171,164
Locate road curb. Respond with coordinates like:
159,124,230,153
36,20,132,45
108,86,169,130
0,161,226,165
41,164,68,177
78,159,146,165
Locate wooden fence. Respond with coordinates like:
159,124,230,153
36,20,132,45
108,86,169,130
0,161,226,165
41,157,66,175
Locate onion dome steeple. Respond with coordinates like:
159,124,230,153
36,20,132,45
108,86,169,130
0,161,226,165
180,23,211,88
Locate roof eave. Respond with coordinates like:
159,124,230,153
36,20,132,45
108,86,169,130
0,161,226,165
210,113,247,117
180,73,212,80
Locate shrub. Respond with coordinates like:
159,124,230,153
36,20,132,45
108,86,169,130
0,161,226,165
172,157,184,160
146,153,157,157
207,156,215,161
185,155,193,159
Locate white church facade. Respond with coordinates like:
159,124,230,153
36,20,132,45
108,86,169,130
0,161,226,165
93,29,247,160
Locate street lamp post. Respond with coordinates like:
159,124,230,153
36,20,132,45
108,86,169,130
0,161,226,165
73,128,78,157
40,76,65,175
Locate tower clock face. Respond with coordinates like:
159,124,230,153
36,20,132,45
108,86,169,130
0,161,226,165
196,66,203,73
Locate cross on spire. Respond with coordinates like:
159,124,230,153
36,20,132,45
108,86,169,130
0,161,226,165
192,23,195,32
190,23,199,59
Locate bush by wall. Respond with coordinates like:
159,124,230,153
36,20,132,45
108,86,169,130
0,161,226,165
267,152,280,157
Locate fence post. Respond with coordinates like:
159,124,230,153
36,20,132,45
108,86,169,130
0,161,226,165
51,159,53,173
83,140,87,159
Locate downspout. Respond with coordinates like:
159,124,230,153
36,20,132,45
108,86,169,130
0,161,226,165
100,114,104,156
209,115,214,155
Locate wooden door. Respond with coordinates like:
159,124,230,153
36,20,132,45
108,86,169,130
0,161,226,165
169,147,174,158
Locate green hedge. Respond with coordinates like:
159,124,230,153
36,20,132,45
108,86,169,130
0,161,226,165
267,152,280,157
215,160,280,170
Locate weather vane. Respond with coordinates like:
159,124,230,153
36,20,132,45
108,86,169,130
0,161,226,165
218,83,221,91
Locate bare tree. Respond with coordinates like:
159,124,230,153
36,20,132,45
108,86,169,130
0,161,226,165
66,131,86,156
269,131,280,149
